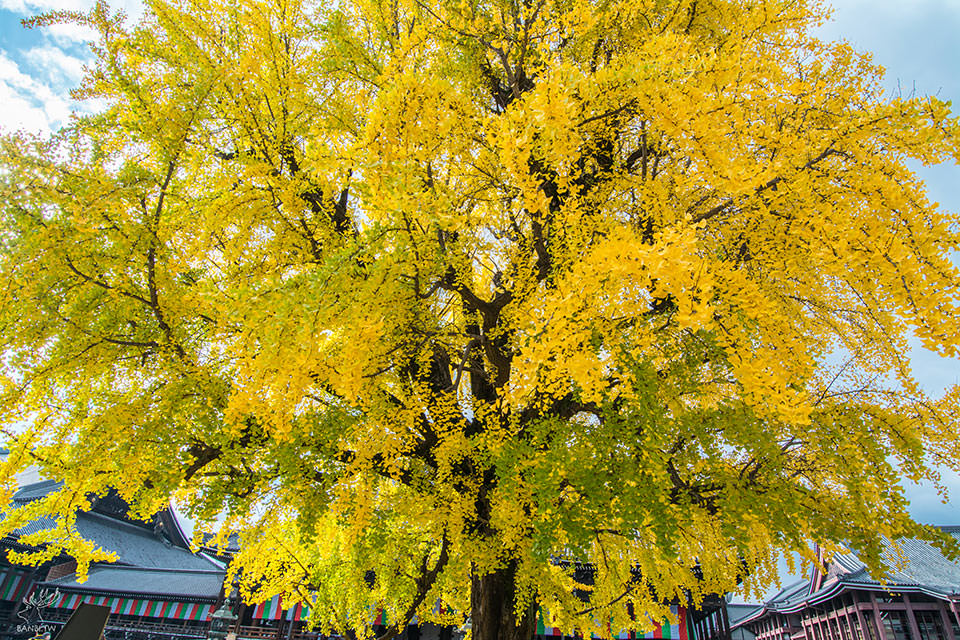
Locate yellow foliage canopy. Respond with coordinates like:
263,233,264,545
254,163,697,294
0,0,959,637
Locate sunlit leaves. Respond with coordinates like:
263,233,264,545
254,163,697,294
0,0,959,635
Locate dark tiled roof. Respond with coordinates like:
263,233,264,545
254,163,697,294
42,565,225,600
832,527,960,596
12,479,63,503
727,604,764,626
5,481,62,537
11,515,58,537
732,527,960,630
764,579,810,607
200,531,241,554
73,511,219,571
5,479,217,571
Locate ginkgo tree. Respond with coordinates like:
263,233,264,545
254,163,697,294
1,0,959,638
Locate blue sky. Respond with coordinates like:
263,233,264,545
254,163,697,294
811,0,960,528
0,0,958,598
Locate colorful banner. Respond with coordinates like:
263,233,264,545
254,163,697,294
0,568,32,602
52,592,211,621
131,599,151,616
539,605,689,640
55,592,82,609
251,595,315,622
287,601,310,622
537,608,564,637
253,594,284,620
620,605,688,640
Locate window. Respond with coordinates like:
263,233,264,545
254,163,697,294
824,621,836,640
852,614,864,640
861,612,879,640
828,617,842,640
913,611,944,640
880,612,913,640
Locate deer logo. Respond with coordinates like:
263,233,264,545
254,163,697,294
17,588,60,623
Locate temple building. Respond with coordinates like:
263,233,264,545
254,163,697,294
0,477,225,639
731,529,960,640
0,473,731,640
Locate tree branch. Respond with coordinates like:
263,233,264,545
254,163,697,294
692,147,841,224
375,534,451,640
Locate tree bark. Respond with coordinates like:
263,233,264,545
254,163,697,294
471,560,539,640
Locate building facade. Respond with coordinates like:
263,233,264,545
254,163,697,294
0,478,226,639
0,475,732,640
732,530,960,640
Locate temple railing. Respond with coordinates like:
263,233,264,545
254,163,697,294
38,609,208,639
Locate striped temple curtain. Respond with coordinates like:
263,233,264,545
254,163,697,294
249,599,429,625
247,598,690,636
53,591,212,621
0,567,33,602
252,595,312,621
537,605,691,640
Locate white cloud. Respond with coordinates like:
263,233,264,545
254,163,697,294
23,44,87,85
44,21,98,45
0,82,55,132
0,50,72,133
0,0,133,135
1,0,92,12
0,0,144,19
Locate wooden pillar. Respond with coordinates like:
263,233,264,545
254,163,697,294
234,602,247,634
854,602,871,640
939,600,957,640
842,601,856,640
720,602,732,640
831,610,842,640
903,595,923,640
870,594,888,640
832,610,843,640
855,603,868,640
825,606,837,640
950,601,960,638
844,604,857,640
817,612,829,640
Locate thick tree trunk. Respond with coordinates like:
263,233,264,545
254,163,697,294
471,560,538,640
